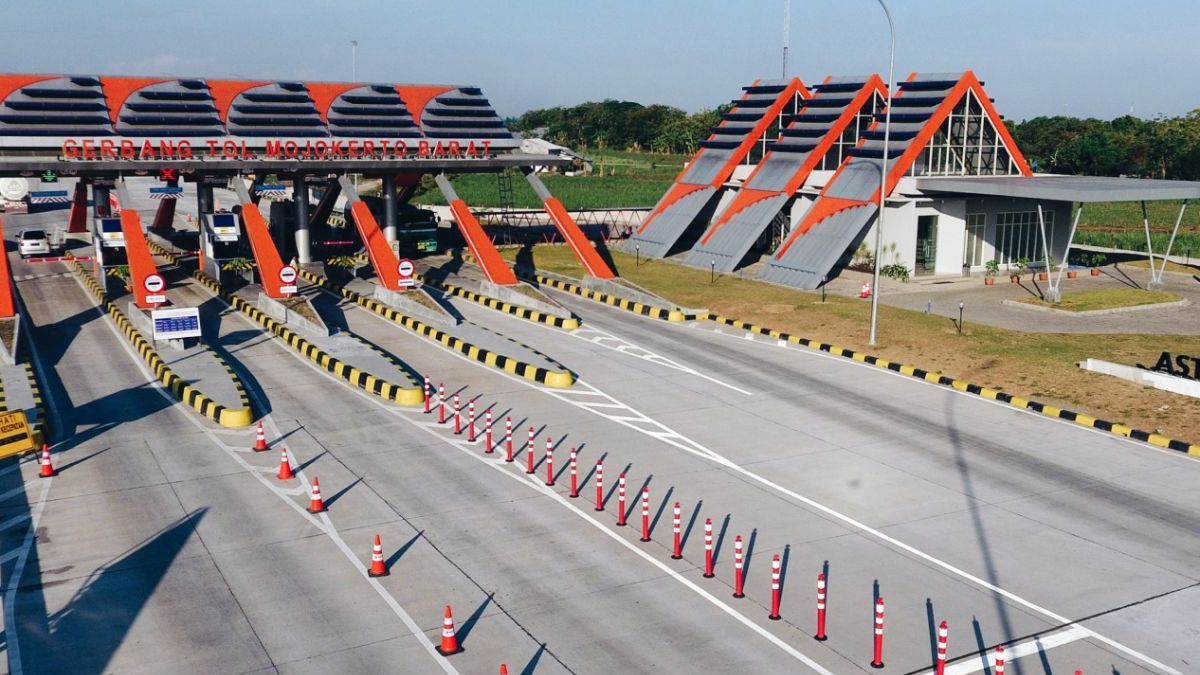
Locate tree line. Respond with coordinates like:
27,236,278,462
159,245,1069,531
508,100,730,155
509,99,1200,179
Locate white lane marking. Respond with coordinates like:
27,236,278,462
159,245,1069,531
687,321,1200,466
936,625,1090,675
1,478,51,675
87,278,462,675
390,316,1178,675
0,513,31,531
2,275,66,675
344,375,834,673
555,320,751,396
0,482,42,502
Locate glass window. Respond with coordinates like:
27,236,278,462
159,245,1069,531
993,211,1053,265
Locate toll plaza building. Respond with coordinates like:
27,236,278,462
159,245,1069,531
0,73,625,307
629,71,1200,295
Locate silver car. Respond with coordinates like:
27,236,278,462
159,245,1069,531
17,229,50,258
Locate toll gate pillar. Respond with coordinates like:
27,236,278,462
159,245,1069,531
94,184,111,218
197,183,214,216
382,174,398,244
67,180,89,233
294,174,311,264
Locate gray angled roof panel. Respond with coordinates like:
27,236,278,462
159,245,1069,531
824,160,887,200
684,192,791,272
628,185,719,257
758,203,878,289
679,152,732,186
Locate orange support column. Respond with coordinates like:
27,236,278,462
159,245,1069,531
337,176,405,290
434,175,518,286
67,181,89,233
525,172,615,279
113,182,165,309
232,179,287,297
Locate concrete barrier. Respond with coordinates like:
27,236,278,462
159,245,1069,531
68,258,254,428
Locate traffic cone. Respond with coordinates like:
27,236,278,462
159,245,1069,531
38,443,56,478
368,534,388,577
499,665,508,675
436,605,462,655
308,476,326,513
276,447,295,480
252,421,268,452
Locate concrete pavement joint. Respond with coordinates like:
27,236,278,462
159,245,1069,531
89,288,464,675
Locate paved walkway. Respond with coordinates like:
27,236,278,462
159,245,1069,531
823,264,1200,334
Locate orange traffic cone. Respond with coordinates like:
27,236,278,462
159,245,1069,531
38,443,56,478
252,421,268,452
308,476,326,513
436,605,462,655
499,665,508,675
368,534,388,577
277,447,295,480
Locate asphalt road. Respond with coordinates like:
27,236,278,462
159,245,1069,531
0,194,1196,674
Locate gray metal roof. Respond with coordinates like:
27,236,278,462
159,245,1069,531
917,175,1200,202
758,203,877,289
627,185,719,258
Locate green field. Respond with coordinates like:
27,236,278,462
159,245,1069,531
413,149,685,209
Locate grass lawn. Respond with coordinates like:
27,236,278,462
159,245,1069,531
1018,288,1184,312
504,244,1200,445
1122,259,1200,275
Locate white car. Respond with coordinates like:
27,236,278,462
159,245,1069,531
17,229,50,258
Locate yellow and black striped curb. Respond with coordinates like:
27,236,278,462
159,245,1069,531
204,343,253,411
516,269,695,323
21,361,46,447
344,332,422,389
67,259,254,428
184,265,426,407
704,313,1200,457
349,253,581,331
300,269,576,389
419,274,581,330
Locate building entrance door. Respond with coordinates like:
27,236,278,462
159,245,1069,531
916,215,938,276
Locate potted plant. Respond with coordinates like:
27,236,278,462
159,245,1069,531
1010,258,1028,283
1089,253,1105,276
1037,257,1055,282
984,259,999,285
221,257,255,290
325,255,358,283
106,264,131,292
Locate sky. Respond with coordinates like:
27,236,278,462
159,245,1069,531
6,0,1199,121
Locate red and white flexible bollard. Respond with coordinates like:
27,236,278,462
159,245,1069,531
935,620,948,675
768,554,782,620
616,473,627,526
593,459,604,511
544,437,554,486
870,596,885,669
438,383,446,424
453,393,461,434
423,376,431,414
484,410,493,453
732,535,745,598
702,518,714,578
815,572,828,641
568,448,578,497
670,502,683,559
994,645,1005,675
504,417,513,462
467,401,476,442
525,427,535,474
639,486,651,542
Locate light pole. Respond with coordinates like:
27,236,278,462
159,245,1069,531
351,40,358,81
868,0,895,347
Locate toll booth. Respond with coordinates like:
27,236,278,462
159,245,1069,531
201,211,248,285
93,215,129,295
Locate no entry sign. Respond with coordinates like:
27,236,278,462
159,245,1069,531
397,259,415,288
143,274,165,293
279,265,298,294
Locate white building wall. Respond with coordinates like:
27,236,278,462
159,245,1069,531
924,198,967,276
